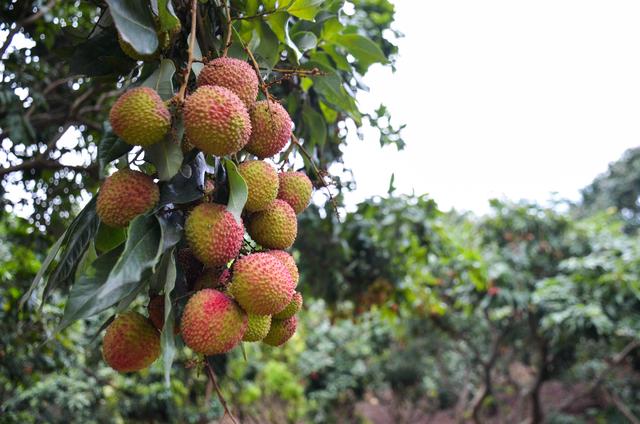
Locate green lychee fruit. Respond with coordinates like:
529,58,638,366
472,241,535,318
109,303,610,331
248,199,297,249
185,203,244,267
263,316,298,347
273,292,303,320
238,160,279,212
102,311,160,372
183,85,251,156
244,100,292,159
266,250,299,286
197,57,259,108
96,169,159,228
278,171,313,214
230,252,295,315
180,289,247,355
242,314,272,342
109,87,171,147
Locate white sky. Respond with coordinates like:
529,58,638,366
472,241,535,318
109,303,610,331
341,0,640,213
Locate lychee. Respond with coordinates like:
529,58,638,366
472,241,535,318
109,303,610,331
96,169,159,228
273,292,303,320
263,316,298,347
185,203,244,267
248,199,297,249
278,171,313,214
244,100,292,159
242,314,272,342
180,289,247,355
109,87,170,147
196,57,259,108
238,160,279,212
266,250,299,286
102,311,160,372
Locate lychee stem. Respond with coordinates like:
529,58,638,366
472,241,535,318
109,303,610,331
205,361,239,424
177,0,198,102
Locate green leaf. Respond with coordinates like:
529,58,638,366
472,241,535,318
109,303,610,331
106,0,159,56
252,21,281,69
266,12,302,63
98,128,132,178
287,0,324,21
56,246,124,333
145,136,183,181
43,198,100,307
142,58,176,100
56,215,163,332
154,0,180,33
160,248,177,387
74,242,97,282
95,223,127,254
303,103,327,148
292,31,318,52
333,34,387,69
223,159,248,224
307,58,358,120
20,231,67,309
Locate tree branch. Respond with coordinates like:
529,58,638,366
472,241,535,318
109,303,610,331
205,360,239,424
221,1,233,56
176,0,198,103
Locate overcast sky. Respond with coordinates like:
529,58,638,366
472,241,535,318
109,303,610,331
340,0,640,213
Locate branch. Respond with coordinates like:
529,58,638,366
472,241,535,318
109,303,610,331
0,0,59,57
557,339,640,412
221,1,233,56
177,0,198,102
603,387,640,424
205,360,239,424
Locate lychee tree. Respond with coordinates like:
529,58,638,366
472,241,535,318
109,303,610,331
5,0,399,420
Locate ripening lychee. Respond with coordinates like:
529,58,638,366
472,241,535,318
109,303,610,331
197,57,259,108
109,87,170,147
230,253,295,315
266,250,299,286
244,100,292,159
102,311,160,372
183,85,251,156
248,199,297,249
263,316,298,347
185,203,244,267
273,292,303,320
180,289,247,355
238,160,279,212
242,314,272,342
97,169,159,228
147,295,180,334
278,171,313,214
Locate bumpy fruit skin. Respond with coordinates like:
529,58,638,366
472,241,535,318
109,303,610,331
183,86,251,156
273,292,303,320
245,100,292,159
180,289,247,355
109,87,170,147
242,314,272,342
102,312,160,372
185,203,244,267
97,169,159,228
266,250,299,286
238,160,279,212
230,253,295,315
263,316,298,347
248,200,298,249
197,57,259,108
278,171,313,214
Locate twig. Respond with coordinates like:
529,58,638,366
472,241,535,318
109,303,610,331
221,1,233,57
205,360,239,424
177,0,198,102
232,9,278,21
291,134,340,221
603,388,640,424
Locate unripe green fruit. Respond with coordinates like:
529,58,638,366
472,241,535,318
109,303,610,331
102,311,160,372
96,169,159,228
183,85,251,156
273,292,303,320
230,252,295,315
263,316,298,347
238,160,279,212
197,57,259,108
248,199,297,249
180,289,247,355
278,171,313,214
109,87,171,147
185,203,244,267
242,314,272,342
266,250,299,286
244,100,293,159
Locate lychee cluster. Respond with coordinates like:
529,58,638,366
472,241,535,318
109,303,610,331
100,56,313,372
